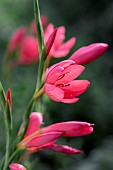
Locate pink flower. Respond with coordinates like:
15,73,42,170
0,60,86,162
6,88,12,110
22,112,62,148
9,163,26,170
17,36,39,65
7,27,26,53
44,24,76,58
44,60,90,103
30,15,48,33
69,43,108,65
20,112,93,155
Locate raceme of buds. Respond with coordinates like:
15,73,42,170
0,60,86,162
9,163,26,170
44,24,76,58
44,60,90,103
7,27,26,54
69,43,108,65
17,36,39,65
19,112,93,155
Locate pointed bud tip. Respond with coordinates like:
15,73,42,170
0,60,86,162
100,43,108,49
6,88,12,109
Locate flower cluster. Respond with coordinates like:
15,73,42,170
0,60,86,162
0,0,108,170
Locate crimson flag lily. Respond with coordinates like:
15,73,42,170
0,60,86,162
44,24,76,58
17,36,39,65
69,43,108,65
9,163,26,170
19,112,93,155
44,60,90,103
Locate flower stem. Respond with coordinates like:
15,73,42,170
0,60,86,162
34,0,44,54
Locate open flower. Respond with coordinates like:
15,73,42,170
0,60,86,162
69,43,108,65
44,24,76,58
44,60,90,103
19,112,93,155
16,36,39,65
9,163,26,170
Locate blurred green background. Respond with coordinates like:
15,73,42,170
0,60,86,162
0,0,113,169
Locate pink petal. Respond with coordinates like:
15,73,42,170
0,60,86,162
46,60,75,78
46,60,74,79
43,121,94,137
69,43,108,65
44,24,54,42
24,112,43,138
44,83,64,102
50,48,71,58
27,141,55,151
50,37,76,57
46,28,58,56
54,26,65,48
56,60,75,68
59,37,76,50
8,27,26,53
62,80,90,96
45,144,83,154
56,65,85,84
26,132,62,148
61,98,79,104
9,163,26,170
46,66,64,84
17,36,39,65
45,60,75,84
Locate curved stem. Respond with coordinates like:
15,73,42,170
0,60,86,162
44,56,51,71
34,87,44,101
4,147,24,170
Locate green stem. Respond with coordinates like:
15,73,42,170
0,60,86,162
36,45,46,90
18,98,35,142
34,0,44,54
3,147,24,170
3,108,11,170
2,50,13,86
18,87,44,143
34,0,47,90
2,63,13,86
3,130,10,170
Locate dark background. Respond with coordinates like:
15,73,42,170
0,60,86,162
0,0,113,169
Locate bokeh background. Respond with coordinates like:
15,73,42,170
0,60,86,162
0,0,113,169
